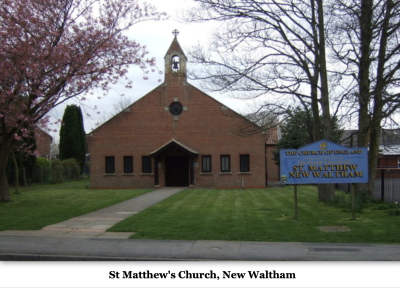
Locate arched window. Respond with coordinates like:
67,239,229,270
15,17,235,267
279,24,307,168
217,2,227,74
171,55,180,71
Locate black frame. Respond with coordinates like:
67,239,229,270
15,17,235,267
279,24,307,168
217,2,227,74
169,102,183,116
123,156,134,173
240,154,250,172
105,156,115,174
220,155,230,172
202,155,212,173
142,156,152,173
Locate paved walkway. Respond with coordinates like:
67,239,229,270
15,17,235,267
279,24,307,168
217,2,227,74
0,236,399,261
0,187,184,239
1,187,400,261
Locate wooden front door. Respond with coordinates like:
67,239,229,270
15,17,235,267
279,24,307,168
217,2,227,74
165,156,189,187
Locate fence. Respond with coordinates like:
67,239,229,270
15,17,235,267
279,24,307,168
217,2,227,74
30,162,90,184
336,178,400,203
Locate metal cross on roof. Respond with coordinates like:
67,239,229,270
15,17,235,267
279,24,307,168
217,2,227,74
172,29,179,38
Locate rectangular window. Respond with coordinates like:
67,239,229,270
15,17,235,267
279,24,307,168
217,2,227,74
220,155,230,172
202,155,212,173
142,156,152,173
240,154,250,172
105,156,115,174
123,156,134,174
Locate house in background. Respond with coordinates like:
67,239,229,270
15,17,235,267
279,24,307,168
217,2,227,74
378,129,400,170
339,129,400,202
35,126,53,159
376,129,400,202
87,33,279,189
340,128,400,171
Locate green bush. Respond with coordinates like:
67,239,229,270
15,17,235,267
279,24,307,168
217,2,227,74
32,157,51,183
329,192,351,210
31,158,81,184
36,157,50,167
329,191,375,213
61,158,80,180
50,159,64,183
387,202,400,216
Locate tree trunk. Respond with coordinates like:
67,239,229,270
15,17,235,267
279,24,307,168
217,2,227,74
355,0,373,195
358,0,373,146
316,0,335,202
0,137,12,202
310,0,321,143
368,126,381,195
11,151,20,195
365,0,392,196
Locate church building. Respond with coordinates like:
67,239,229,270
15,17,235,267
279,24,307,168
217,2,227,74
87,32,279,189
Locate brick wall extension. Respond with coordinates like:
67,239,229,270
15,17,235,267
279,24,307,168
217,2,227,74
35,127,52,159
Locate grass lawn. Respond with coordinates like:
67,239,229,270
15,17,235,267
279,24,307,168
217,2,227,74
108,186,400,243
0,179,152,231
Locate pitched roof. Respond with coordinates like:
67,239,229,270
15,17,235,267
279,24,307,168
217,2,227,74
379,145,400,155
150,138,199,157
265,127,279,145
164,36,187,59
88,35,271,142
35,126,53,141
340,129,400,155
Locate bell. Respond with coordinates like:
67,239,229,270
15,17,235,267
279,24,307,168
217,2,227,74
172,60,179,70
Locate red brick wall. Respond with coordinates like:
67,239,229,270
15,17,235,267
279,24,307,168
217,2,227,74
378,156,399,168
88,40,279,189
35,127,52,158
88,79,279,188
376,156,400,179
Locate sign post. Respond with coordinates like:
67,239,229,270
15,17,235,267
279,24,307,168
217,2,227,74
294,185,298,220
351,183,357,220
280,140,369,220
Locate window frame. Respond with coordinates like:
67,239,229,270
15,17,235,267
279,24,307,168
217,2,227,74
123,156,134,174
220,155,231,173
142,156,152,174
240,154,250,172
105,156,115,174
169,102,183,116
202,155,212,173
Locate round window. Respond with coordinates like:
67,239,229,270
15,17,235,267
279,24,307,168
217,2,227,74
169,102,183,116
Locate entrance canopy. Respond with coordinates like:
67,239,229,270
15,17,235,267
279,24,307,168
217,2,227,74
150,138,199,157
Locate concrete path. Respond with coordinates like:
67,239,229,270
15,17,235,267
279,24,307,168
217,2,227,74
0,187,184,239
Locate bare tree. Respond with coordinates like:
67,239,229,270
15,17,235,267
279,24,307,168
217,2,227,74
183,0,335,200
96,97,133,126
329,0,400,194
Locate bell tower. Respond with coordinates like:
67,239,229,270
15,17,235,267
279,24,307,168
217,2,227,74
164,29,187,83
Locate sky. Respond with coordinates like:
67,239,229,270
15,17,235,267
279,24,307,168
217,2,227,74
43,0,400,142
47,0,251,142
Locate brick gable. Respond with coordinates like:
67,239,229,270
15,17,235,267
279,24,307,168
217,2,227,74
88,35,279,189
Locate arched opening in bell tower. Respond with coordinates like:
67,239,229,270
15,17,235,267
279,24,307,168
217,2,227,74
171,55,180,71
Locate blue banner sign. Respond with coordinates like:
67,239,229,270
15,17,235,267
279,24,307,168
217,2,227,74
280,140,368,185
